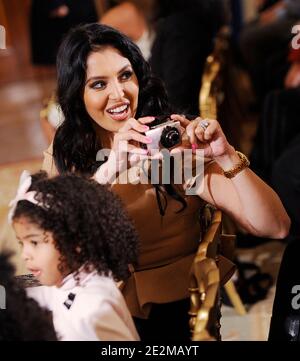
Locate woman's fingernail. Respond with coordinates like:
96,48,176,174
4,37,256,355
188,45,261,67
146,137,152,143
143,126,149,131
192,143,198,151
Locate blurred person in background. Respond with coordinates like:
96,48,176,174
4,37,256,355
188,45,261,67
239,0,300,102
30,0,98,65
101,0,227,114
0,253,57,341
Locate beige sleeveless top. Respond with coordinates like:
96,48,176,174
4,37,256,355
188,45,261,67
42,144,235,318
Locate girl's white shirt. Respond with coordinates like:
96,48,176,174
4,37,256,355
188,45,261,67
26,270,140,341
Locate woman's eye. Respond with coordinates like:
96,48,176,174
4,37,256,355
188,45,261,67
18,241,23,248
30,240,38,247
91,80,106,90
120,71,132,81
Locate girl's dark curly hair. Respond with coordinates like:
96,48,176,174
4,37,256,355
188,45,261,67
12,171,139,281
0,252,57,340
53,23,186,215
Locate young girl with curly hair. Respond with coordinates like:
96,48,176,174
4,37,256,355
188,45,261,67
9,170,140,341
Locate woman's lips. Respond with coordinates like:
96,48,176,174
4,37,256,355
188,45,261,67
106,104,130,121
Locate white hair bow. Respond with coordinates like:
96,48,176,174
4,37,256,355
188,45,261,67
8,170,39,224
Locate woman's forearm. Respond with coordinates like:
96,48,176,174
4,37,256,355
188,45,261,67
215,147,291,238
231,168,290,238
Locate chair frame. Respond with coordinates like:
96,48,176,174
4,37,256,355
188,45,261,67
189,208,222,341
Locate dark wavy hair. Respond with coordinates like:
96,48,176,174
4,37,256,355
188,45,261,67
12,171,139,282
54,22,171,175
0,252,57,340
53,23,186,215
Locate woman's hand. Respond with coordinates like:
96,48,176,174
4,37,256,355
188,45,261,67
170,114,233,159
171,114,241,171
113,116,153,151
171,115,290,239
94,116,154,184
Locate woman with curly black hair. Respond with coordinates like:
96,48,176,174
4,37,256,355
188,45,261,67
9,170,139,341
42,23,290,340
0,252,57,341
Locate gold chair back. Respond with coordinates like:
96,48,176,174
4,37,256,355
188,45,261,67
199,27,230,120
189,208,222,341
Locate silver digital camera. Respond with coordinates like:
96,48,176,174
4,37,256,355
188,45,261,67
143,116,182,151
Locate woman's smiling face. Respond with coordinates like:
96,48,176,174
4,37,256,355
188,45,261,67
83,46,139,134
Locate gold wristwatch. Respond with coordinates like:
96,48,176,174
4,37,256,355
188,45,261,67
223,151,250,179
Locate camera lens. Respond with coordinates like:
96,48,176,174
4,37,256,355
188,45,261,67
160,126,181,149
